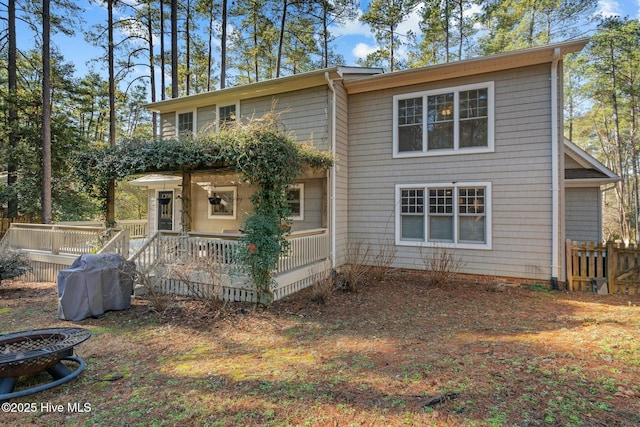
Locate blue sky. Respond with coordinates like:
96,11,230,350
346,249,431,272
18,0,640,82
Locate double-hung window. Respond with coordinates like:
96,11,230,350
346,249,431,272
286,184,304,221
396,183,491,249
177,111,195,136
394,82,494,157
217,103,238,130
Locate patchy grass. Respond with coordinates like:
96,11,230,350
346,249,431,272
1,273,639,426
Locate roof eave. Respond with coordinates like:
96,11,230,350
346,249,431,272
343,38,589,94
566,178,620,188
145,66,384,113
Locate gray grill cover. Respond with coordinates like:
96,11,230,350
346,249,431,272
57,253,135,321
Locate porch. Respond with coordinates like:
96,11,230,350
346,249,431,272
130,228,329,302
0,224,330,303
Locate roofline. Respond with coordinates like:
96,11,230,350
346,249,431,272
145,66,383,113
343,38,590,94
564,138,620,185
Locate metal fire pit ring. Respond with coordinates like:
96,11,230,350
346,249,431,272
0,327,91,402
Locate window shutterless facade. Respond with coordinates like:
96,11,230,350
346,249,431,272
176,111,196,136
396,183,491,249
217,103,239,130
393,82,494,157
286,184,304,221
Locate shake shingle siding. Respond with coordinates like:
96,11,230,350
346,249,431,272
347,64,555,280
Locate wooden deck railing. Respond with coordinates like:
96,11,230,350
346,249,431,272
59,220,147,239
1,223,107,255
566,240,640,295
0,223,130,282
128,228,330,302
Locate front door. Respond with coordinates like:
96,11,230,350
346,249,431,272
157,191,173,231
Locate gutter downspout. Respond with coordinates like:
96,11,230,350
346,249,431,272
325,72,337,270
551,48,561,286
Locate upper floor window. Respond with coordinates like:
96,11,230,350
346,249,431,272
217,104,238,129
393,82,494,157
177,111,195,136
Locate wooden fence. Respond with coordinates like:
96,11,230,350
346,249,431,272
566,240,640,295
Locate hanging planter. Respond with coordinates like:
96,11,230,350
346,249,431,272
208,196,222,205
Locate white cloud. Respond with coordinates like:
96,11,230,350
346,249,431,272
597,0,622,17
332,8,374,39
352,42,378,60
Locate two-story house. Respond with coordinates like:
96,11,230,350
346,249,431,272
133,38,617,300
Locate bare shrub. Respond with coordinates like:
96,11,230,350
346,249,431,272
372,237,397,281
166,254,226,311
339,240,371,292
420,245,465,287
477,275,508,292
310,269,335,304
131,262,171,313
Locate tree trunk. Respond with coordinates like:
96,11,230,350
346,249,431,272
181,171,191,233
7,0,18,219
42,0,52,224
185,0,191,95
220,0,227,88
609,40,629,240
147,3,157,139
171,0,178,98
160,0,166,100
106,0,116,226
276,0,287,78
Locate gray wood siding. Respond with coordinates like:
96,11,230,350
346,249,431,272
190,173,254,233
347,64,556,281
161,112,176,138
240,86,330,150
334,82,350,267
197,106,216,135
290,178,325,232
565,187,601,242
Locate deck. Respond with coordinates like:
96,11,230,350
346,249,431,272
0,223,330,303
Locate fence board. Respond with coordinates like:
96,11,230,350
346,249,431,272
566,240,640,295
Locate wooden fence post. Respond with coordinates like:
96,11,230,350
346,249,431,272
607,241,616,294
566,239,573,291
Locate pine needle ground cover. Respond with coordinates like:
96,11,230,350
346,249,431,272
1,273,638,426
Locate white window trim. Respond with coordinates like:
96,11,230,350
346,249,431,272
395,182,492,250
208,186,237,220
393,81,495,158
216,102,240,131
287,183,304,221
175,109,197,137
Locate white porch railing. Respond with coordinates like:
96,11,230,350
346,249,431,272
59,219,147,239
0,223,130,282
129,228,330,302
1,223,107,255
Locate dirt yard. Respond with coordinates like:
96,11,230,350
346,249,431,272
1,272,639,426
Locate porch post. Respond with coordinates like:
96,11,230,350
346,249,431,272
181,171,192,233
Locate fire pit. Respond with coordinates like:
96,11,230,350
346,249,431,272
0,327,91,402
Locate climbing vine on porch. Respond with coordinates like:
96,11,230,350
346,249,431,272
74,115,333,305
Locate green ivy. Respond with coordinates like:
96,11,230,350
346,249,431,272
74,116,333,306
